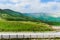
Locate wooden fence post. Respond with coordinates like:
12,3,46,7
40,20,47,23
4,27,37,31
1,35,3,40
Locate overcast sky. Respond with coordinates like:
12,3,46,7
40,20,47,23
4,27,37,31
0,0,60,14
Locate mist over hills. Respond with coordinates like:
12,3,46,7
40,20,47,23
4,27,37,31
0,9,60,22
0,9,39,21
24,13,60,22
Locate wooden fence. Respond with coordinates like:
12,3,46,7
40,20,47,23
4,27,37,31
0,32,60,40
0,34,60,40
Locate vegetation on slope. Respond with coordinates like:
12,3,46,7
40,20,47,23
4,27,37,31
0,9,40,22
0,20,53,32
0,9,53,32
45,22,60,26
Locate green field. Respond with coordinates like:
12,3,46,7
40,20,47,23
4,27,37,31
0,19,53,32
45,22,60,26
0,9,53,32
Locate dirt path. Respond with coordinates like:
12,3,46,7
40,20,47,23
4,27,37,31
52,26,60,31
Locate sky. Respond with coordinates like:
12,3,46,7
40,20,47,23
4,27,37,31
0,0,60,14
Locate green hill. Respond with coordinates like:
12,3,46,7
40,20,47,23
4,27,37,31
0,9,53,32
0,9,28,21
0,20,53,32
0,9,39,21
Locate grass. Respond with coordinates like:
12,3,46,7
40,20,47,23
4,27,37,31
0,19,53,32
45,22,60,26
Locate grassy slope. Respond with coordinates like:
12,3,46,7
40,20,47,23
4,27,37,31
45,22,60,26
0,19,53,32
0,9,53,32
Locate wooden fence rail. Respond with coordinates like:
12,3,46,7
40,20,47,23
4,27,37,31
0,32,60,40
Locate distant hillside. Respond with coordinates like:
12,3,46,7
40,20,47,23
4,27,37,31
0,9,39,22
24,13,60,22
1,9,60,22
0,9,53,32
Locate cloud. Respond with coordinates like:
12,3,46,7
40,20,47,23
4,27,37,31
0,0,60,14
9,0,19,3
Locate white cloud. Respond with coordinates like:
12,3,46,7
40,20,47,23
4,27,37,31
9,0,20,3
0,0,60,14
